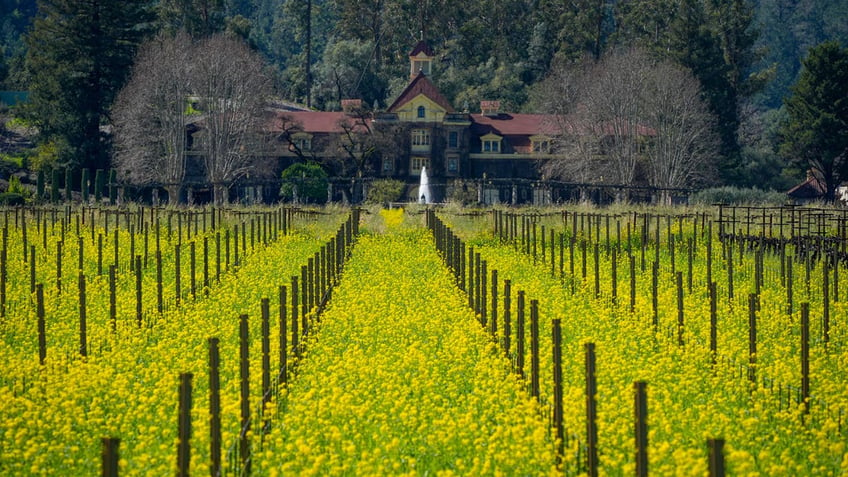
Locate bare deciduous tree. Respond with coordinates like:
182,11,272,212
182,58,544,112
191,35,274,204
641,60,718,203
112,32,193,203
539,48,718,201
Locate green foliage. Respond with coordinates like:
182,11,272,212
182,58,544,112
24,0,154,170
28,140,59,172
689,186,788,205
0,192,25,205
36,169,43,199
280,162,328,204
50,168,59,202
780,40,848,202
80,168,90,202
6,174,26,195
365,179,404,205
94,169,105,201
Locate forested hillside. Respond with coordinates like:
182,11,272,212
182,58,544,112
1,0,847,189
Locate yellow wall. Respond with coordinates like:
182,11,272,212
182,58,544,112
394,94,447,123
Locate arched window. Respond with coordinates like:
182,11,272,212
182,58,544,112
417,106,426,118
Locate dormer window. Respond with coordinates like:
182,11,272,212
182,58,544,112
531,135,551,154
481,133,502,153
290,133,312,152
417,106,426,118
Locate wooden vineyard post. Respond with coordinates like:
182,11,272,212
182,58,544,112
109,265,116,332
239,314,251,476
707,221,713,286
552,319,565,460
203,237,209,296
97,234,103,275
56,240,62,294
748,294,757,386
801,303,810,415
216,232,221,283
530,299,540,400
687,237,694,292
630,255,636,313
261,298,271,408
585,342,598,477
291,276,299,358
651,262,658,330
37,284,46,365
581,240,587,282
677,272,685,347
30,246,35,295
634,381,648,477
190,242,196,300
551,229,556,277
516,290,525,378
279,286,287,386
1,241,6,318
135,256,142,328
708,438,725,477
727,240,734,300
301,265,308,334
177,372,193,477
208,338,222,477
503,279,511,355
490,269,498,337
541,225,545,263
113,230,119,273
823,260,830,344
611,248,618,304
101,437,120,477
710,282,718,367
593,244,600,299
156,251,163,314
78,273,87,358
481,260,487,327
175,244,181,306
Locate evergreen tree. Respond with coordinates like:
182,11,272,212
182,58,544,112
24,0,154,171
781,41,848,202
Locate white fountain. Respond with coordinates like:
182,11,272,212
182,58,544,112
418,166,432,204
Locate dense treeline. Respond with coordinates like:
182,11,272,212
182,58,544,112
0,0,847,191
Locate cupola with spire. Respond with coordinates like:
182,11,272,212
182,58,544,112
409,40,435,80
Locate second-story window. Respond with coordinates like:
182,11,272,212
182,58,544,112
448,131,459,148
412,128,430,146
483,139,500,152
417,105,426,118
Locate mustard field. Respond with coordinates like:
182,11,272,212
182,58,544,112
0,205,846,476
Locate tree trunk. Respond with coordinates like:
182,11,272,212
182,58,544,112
165,184,181,205
213,183,229,205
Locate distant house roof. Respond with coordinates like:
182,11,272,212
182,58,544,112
787,172,827,199
409,40,435,57
387,71,454,114
470,113,562,137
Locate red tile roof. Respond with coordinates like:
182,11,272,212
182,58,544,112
470,113,562,136
787,175,827,198
270,111,363,134
387,71,455,114
410,40,435,57
470,113,655,137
